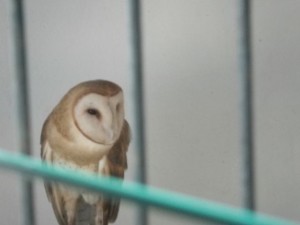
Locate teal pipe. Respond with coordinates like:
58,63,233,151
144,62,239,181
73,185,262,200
0,149,297,225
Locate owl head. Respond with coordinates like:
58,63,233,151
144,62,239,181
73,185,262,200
51,80,125,146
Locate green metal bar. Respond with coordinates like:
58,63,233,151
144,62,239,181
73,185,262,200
9,0,35,225
237,0,256,211
127,0,148,224
0,149,297,225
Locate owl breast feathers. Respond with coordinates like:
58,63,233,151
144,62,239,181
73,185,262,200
41,80,130,225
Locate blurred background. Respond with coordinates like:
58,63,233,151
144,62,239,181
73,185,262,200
1,0,300,224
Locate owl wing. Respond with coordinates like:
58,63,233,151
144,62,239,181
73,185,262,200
106,120,131,222
41,118,67,225
40,118,52,202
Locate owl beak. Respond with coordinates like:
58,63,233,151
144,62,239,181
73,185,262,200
103,127,115,143
107,129,114,140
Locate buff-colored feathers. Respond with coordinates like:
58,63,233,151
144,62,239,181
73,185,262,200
41,80,130,225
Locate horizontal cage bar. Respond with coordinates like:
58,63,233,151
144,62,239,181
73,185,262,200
0,149,297,225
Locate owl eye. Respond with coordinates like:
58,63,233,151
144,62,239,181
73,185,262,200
86,108,101,119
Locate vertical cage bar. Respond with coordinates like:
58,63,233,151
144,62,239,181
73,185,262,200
237,0,255,210
128,0,148,225
10,0,35,225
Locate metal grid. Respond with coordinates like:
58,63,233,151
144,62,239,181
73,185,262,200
1,0,297,225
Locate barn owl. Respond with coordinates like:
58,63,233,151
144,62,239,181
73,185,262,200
40,80,130,225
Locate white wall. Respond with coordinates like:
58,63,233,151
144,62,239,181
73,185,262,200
0,0,299,224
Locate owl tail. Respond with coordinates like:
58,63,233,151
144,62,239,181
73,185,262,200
75,199,109,225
